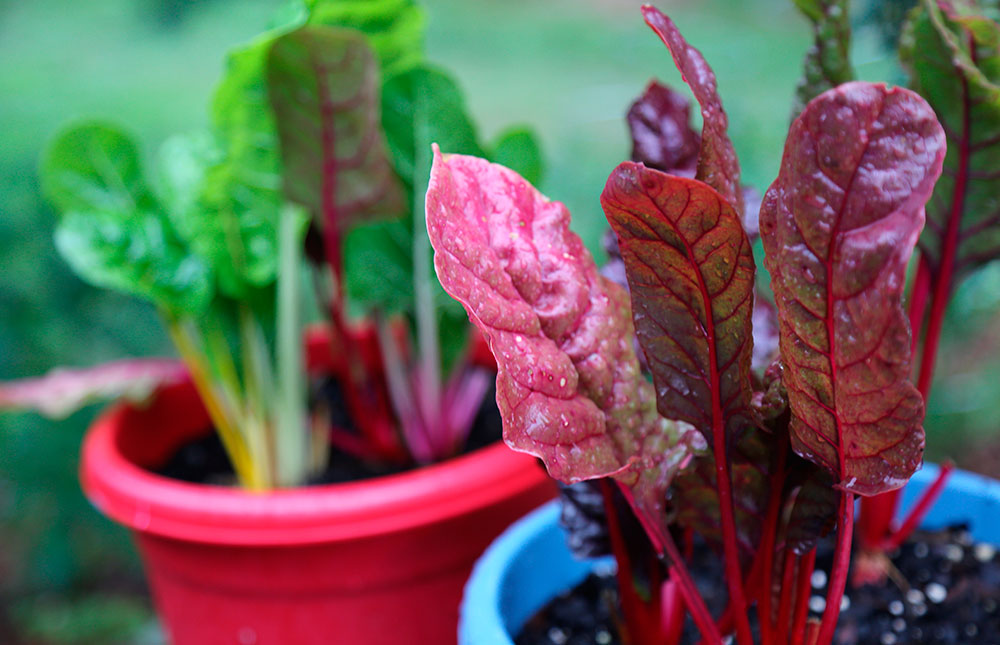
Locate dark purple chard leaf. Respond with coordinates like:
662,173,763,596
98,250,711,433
901,2,1000,288
627,80,699,176
784,462,839,554
752,360,789,423
670,428,771,556
641,6,744,216
602,162,755,447
0,359,187,419
267,25,405,231
752,297,780,375
558,480,611,558
792,0,856,118
760,82,946,496
425,150,697,498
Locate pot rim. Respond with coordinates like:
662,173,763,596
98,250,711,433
80,386,547,546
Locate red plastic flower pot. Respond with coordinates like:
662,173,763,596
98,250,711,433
79,378,554,645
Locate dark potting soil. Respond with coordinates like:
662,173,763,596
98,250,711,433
155,377,503,485
516,526,1000,645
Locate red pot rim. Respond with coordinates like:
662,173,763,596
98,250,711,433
80,393,545,547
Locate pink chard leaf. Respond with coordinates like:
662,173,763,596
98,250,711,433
602,163,756,446
642,6,744,216
425,149,699,519
760,82,946,496
0,359,187,419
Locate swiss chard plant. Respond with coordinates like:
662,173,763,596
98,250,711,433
0,0,543,488
426,5,954,643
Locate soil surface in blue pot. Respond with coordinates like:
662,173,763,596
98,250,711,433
517,524,1000,645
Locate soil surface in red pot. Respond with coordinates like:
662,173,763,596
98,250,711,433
516,527,1000,645
157,378,504,485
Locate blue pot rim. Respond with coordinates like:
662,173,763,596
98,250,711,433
461,463,1000,644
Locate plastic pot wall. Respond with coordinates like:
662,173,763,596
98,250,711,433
80,380,555,645
459,464,1000,645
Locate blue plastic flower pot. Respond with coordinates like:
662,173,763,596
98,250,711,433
459,464,1000,644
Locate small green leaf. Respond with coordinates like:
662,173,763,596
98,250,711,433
489,127,544,187
381,63,486,185
41,123,213,314
40,121,156,215
161,132,281,299
343,216,412,313
207,36,286,297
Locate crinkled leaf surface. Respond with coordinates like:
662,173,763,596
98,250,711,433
267,26,405,229
204,36,286,297
760,82,945,495
627,80,700,176
40,122,213,314
0,360,187,419
602,162,756,447
641,6,744,216
426,151,695,515
792,0,855,118
902,1,1000,285
157,132,279,299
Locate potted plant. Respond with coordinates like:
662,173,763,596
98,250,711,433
426,2,1000,643
0,1,554,643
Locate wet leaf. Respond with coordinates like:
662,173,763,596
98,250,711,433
425,150,697,519
641,6,744,216
759,82,946,495
602,162,756,447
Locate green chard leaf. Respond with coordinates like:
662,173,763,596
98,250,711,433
381,63,486,185
489,127,544,187
902,1,1000,287
203,36,286,298
307,0,425,74
793,0,856,117
40,122,212,315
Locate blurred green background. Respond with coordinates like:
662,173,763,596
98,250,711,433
1,0,998,642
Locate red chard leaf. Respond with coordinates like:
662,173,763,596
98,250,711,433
602,162,755,446
760,82,946,496
425,149,698,500
627,80,700,177
641,6,744,216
